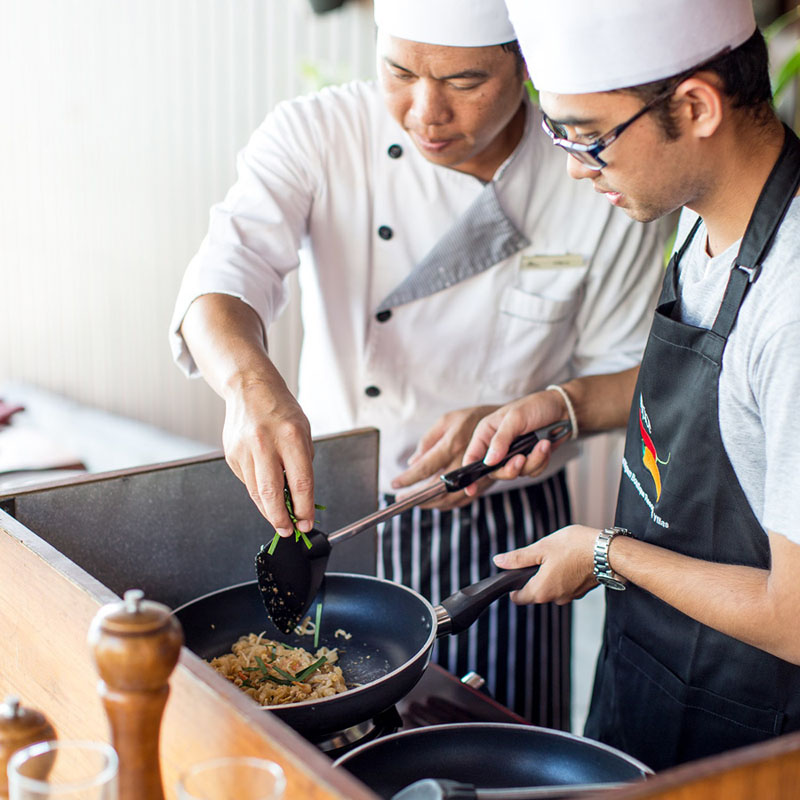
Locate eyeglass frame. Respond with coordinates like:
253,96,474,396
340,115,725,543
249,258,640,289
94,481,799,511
539,48,732,170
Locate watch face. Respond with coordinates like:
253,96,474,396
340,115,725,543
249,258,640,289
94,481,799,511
598,574,626,591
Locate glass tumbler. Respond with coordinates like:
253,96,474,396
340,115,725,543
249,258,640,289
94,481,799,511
7,740,118,799
176,756,286,800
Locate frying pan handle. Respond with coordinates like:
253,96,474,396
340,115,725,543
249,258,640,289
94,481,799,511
435,567,538,636
440,421,572,492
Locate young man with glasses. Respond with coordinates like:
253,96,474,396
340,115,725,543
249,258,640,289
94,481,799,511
462,0,800,769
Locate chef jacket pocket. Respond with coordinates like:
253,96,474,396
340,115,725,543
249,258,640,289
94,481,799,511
615,634,784,771
498,286,577,323
480,284,582,398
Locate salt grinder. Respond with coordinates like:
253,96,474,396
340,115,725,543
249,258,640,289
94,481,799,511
0,696,57,798
88,589,183,800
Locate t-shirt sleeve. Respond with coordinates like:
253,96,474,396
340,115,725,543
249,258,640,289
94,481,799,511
758,320,800,544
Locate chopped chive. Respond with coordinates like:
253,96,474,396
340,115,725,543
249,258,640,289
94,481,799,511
294,655,328,682
270,665,297,682
314,602,322,649
262,485,324,556
252,657,295,685
261,674,294,686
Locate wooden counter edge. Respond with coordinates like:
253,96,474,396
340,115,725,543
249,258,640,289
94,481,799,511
0,516,377,800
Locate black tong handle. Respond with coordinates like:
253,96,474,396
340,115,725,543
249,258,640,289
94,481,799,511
440,420,571,492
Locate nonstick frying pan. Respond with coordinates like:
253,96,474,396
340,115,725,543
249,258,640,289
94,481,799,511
256,421,572,633
174,570,537,739
334,723,652,800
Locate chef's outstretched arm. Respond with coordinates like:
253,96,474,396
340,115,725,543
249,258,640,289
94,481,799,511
461,366,640,494
494,525,800,666
180,292,315,537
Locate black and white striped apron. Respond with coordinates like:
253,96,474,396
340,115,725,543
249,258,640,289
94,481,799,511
377,471,572,729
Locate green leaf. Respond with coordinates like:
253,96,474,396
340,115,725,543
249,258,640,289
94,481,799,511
772,46,800,103
765,7,800,43
267,530,280,555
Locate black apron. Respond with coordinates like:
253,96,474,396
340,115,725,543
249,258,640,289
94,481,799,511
584,125,800,770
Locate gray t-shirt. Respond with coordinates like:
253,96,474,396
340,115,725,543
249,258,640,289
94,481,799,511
673,199,800,544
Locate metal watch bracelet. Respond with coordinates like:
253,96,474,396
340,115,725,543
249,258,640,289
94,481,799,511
593,526,632,591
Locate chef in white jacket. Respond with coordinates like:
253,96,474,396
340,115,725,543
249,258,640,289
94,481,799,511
170,0,664,726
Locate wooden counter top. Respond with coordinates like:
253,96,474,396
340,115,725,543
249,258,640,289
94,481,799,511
0,516,376,800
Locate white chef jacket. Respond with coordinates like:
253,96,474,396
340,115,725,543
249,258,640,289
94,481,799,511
170,80,664,494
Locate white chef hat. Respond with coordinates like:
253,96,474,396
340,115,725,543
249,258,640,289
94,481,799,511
374,0,517,48
505,0,757,94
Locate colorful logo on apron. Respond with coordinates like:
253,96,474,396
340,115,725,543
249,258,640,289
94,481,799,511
639,394,670,501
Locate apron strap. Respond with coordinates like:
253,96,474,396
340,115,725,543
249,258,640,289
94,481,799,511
712,124,800,339
663,217,703,310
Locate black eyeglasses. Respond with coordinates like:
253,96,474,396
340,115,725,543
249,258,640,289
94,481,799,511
540,48,731,170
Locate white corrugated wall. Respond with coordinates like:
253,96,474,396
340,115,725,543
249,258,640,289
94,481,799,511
0,0,377,445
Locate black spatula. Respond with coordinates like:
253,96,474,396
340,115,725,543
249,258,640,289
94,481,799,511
256,420,571,633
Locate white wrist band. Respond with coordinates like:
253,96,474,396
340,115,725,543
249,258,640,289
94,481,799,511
546,384,579,440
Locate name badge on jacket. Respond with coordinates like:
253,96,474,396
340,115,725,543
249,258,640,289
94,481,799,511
521,254,585,270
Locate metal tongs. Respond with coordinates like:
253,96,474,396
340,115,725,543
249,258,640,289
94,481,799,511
256,420,572,632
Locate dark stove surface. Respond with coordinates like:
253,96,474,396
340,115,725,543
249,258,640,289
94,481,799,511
314,663,528,758
397,664,529,729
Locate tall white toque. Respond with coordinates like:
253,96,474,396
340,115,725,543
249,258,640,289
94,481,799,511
505,0,757,93
374,0,517,47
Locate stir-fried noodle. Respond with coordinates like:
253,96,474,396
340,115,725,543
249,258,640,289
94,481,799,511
209,618,348,706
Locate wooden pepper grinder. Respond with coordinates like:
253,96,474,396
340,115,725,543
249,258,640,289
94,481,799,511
88,589,183,800
0,696,57,798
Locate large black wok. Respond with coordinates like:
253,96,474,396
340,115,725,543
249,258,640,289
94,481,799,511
334,723,652,799
174,570,534,739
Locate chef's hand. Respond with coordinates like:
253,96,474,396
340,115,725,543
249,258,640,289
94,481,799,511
222,379,315,537
391,405,499,510
494,525,600,605
461,389,567,496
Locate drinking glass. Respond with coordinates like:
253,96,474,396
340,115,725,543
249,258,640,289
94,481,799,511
7,740,118,799
176,756,286,800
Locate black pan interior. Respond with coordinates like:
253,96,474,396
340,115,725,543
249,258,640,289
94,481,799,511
335,723,651,799
175,573,436,712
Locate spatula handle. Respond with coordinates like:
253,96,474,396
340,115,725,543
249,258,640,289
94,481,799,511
440,421,571,492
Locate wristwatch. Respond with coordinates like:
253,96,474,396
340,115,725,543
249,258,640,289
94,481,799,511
593,527,632,591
